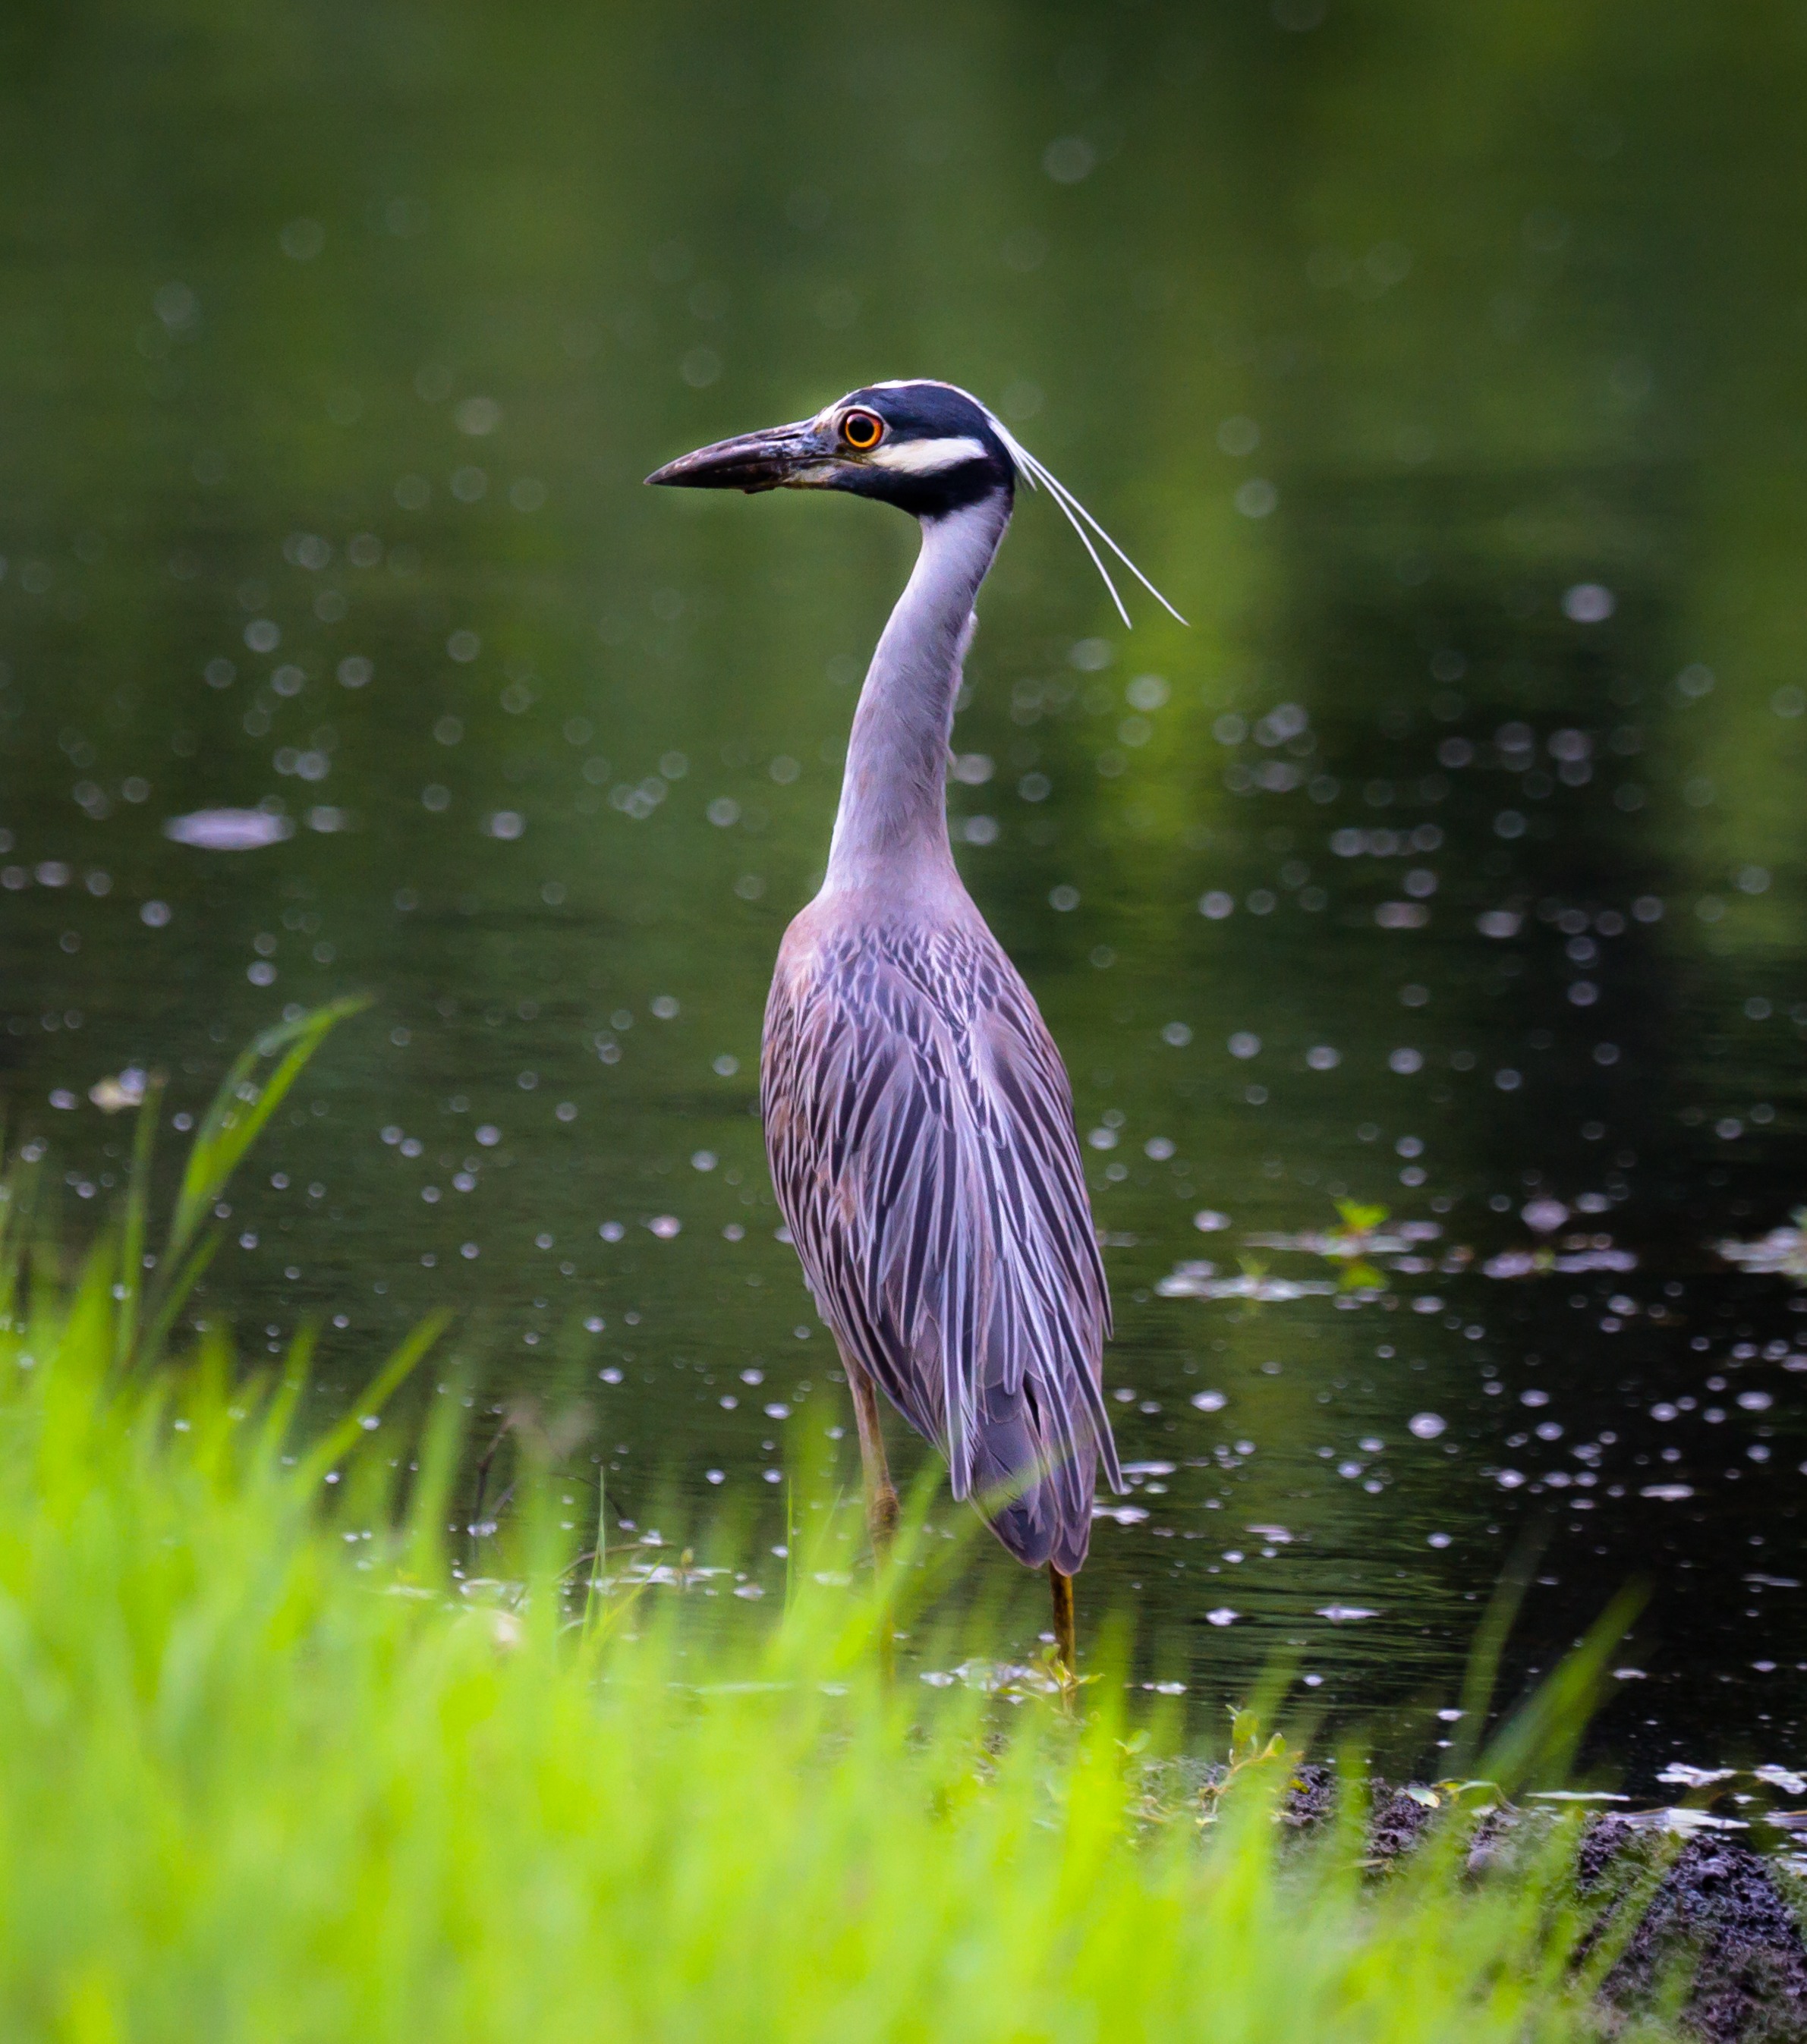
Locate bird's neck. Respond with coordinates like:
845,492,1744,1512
823,490,1011,898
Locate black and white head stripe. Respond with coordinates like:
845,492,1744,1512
838,379,1185,629
864,432,992,475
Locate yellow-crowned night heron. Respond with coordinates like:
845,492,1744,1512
649,380,1180,1668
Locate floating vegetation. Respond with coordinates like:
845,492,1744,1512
600,1549,734,1592
1155,1258,1339,1303
1210,1200,1475,1295
1717,1209,1807,1281
1482,1236,1639,1279
919,1658,1066,1699
1244,1200,1442,1262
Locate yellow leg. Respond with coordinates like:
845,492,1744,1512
842,1352,899,1679
844,1355,899,1564
1050,1566,1076,1675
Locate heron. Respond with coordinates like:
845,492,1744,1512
649,380,1181,1670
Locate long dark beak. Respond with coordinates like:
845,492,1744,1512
645,420,832,493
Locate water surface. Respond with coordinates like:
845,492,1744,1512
3,0,1805,1780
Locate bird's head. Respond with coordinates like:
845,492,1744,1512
647,378,1184,627
646,379,1013,519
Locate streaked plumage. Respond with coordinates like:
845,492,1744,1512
650,379,1177,1637
763,907,1118,1573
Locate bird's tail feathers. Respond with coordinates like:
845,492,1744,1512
962,1397,1097,1576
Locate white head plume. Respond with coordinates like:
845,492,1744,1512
864,379,1186,629
986,411,1187,631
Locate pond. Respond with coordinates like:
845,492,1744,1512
2,0,1803,1782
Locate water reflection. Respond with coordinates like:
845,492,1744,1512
0,0,1804,1778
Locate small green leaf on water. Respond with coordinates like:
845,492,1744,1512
1333,1199,1390,1234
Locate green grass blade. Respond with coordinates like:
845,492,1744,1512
1450,1517,1547,1775
1478,1583,1647,1793
291,1311,449,1492
136,998,369,1366
137,1231,222,1367
166,996,370,1268
113,1073,166,1370
402,1374,469,1587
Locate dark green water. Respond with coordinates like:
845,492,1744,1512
4,0,1806,1779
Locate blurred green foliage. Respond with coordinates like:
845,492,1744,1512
0,1069,1652,2042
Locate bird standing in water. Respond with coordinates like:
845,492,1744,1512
649,381,1180,1669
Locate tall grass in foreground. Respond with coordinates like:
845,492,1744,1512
0,1016,1670,2042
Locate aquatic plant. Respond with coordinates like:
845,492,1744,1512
1236,1200,1468,1294
1244,1197,1443,1262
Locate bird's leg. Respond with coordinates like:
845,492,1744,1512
842,1353,900,1681
844,1355,899,1563
1049,1566,1078,1687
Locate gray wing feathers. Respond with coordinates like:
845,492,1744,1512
763,920,1120,1572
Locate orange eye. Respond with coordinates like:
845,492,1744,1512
841,409,884,451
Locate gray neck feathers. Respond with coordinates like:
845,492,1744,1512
823,491,1011,896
